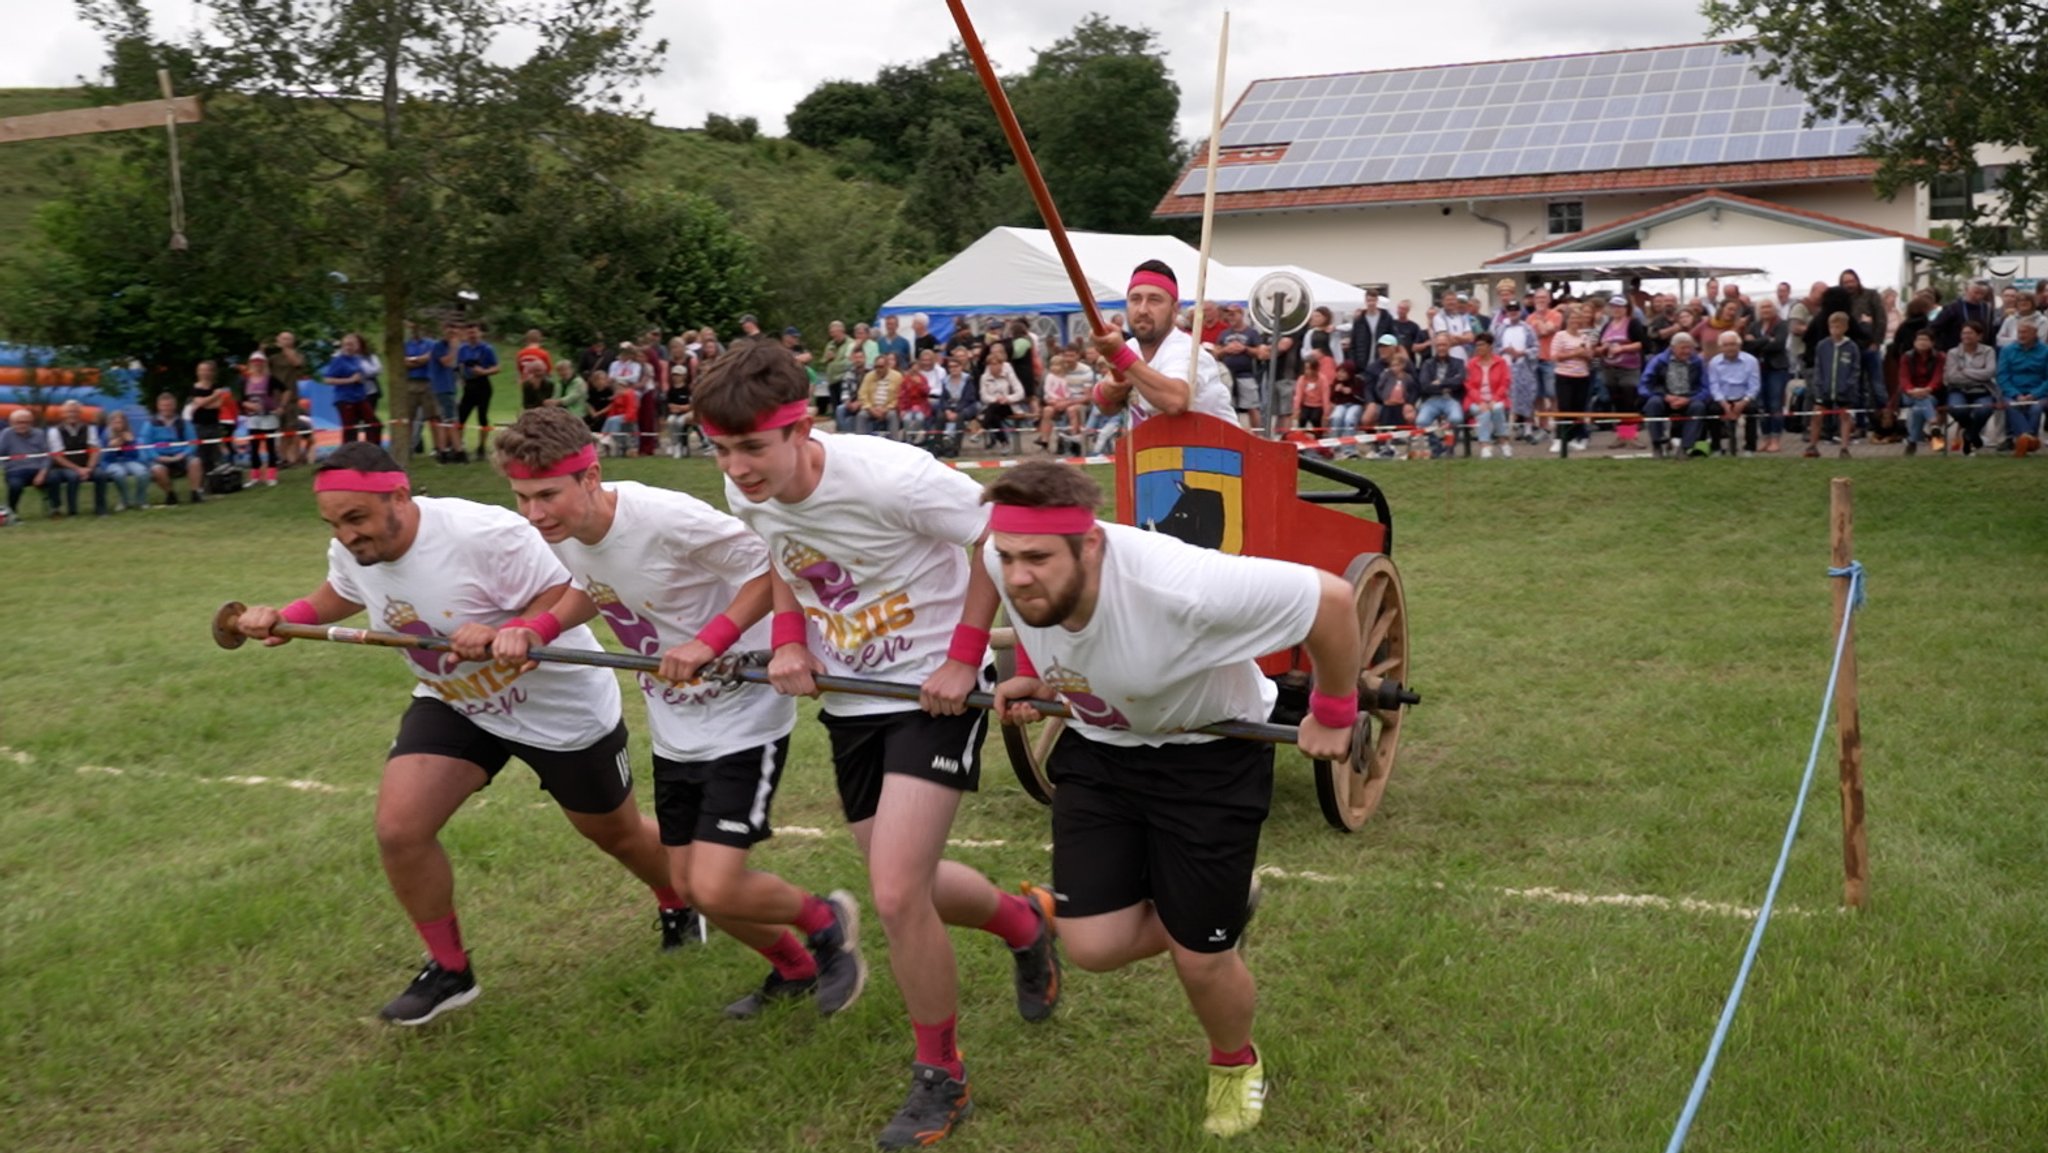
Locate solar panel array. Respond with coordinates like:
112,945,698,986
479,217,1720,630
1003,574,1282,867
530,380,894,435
1174,44,1869,197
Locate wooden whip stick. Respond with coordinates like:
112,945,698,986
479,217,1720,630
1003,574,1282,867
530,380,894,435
944,0,1107,336
1188,11,1231,385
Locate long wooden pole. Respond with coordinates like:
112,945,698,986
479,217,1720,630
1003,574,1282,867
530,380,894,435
943,0,1107,336
1187,11,1231,385
1831,477,1867,908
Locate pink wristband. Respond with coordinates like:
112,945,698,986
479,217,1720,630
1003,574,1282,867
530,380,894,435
771,610,808,649
281,599,320,626
1308,687,1359,730
508,611,563,645
1014,641,1038,679
697,613,742,657
1110,344,1140,372
948,624,991,665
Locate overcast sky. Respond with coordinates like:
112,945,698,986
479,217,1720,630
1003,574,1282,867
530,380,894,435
9,1,1721,140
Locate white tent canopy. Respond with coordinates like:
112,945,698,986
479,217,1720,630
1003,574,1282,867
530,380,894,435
1529,238,1910,298
880,227,1363,335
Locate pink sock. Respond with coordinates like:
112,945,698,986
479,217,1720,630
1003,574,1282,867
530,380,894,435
913,1016,963,1079
793,893,835,935
653,886,688,911
414,913,468,972
1209,1042,1257,1068
980,891,1041,950
758,931,819,981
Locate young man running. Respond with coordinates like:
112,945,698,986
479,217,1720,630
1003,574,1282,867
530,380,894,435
1088,259,1239,427
694,340,1061,1150
985,460,1362,1139
484,407,866,1017
230,443,687,1025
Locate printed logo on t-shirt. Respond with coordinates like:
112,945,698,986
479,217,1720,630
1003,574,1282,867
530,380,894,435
1040,658,1130,730
385,599,460,675
587,579,727,708
385,599,530,717
780,538,921,674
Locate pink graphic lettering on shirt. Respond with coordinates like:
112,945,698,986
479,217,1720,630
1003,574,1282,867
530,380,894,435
588,580,726,707
1042,659,1129,730
782,539,858,612
384,600,461,675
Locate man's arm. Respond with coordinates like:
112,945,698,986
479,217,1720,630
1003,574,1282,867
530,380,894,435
1295,571,1364,759
233,582,367,646
919,538,1002,715
1090,330,1190,416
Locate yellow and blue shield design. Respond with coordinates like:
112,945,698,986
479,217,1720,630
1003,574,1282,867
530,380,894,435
1134,446,1244,554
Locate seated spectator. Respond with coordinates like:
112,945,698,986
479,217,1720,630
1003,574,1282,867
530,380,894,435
1363,346,1417,458
582,369,615,434
99,409,153,510
1997,319,2048,451
1036,354,1087,450
1896,329,1945,456
43,399,103,516
548,363,590,425
141,392,205,504
598,379,639,456
1327,360,1367,457
2,407,53,519
663,365,695,457
1944,321,1998,454
1804,312,1863,458
1705,330,1761,455
897,366,933,443
832,347,871,431
979,356,1025,451
1638,331,1708,459
853,352,905,437
1464,333,1512,458
1415,332,1467,455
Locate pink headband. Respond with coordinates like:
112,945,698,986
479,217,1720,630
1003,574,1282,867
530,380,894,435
989,504,1097,535
313,469,410,494
698,400,813,439
501,444,598,480
1129,270,1179,299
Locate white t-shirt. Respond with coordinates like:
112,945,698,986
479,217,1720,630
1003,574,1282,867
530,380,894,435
325,496,622,750
1132,327,1238,425
726,432,989,717
548,482,795,761
985,522,1321,747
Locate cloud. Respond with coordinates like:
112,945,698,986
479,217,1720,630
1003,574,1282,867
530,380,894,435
6,0,1713,141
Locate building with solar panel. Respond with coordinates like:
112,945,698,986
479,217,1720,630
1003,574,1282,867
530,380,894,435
1153,42,1966,309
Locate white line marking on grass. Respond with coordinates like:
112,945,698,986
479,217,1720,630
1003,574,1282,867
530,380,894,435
77,765,124,775
781,826,829,838
3,746,34,764
218,775,347,794
1256,864,1341,883
947,838,1008,848
1498,886,1814,920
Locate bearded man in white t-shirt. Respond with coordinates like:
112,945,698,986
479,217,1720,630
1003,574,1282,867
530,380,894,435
1089,259,1239,427
985,461,1362,1141
230,443,680,1027
483,406,867,1020
692,340,1062,1151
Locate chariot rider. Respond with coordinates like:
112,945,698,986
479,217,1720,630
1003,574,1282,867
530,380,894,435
1089,260,1239,426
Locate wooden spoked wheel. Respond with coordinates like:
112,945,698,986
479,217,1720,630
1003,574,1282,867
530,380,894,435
993,639,1059,805
1314,553,1409,832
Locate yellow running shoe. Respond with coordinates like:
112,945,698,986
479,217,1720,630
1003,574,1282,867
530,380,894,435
1203,1053,1267,1138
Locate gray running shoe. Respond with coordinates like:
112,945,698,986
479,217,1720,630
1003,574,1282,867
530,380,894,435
807,889,869,1017
722,969,817,1020
876,1062,971,1150
1011,882,1061,1023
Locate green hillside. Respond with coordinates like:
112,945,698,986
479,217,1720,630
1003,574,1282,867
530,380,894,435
0,89,122,250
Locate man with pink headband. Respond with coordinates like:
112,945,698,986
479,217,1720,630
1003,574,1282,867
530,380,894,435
481,406,867,1021
1089,259,1238,426
229,442,678,1026
691,339,1062,1151
985,460,1362,1140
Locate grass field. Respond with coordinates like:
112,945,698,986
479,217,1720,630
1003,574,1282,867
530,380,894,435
3,453,2044,1152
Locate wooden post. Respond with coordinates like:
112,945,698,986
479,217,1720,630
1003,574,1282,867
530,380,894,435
1831,477,1867,908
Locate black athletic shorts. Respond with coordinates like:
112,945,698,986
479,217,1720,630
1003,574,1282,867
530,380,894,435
820,707,987,824
1047,730,1272,953
652,736,791,849
388,696,631,814
458,381,493,426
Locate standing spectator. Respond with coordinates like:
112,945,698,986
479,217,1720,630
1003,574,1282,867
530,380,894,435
1526,289,1563,442
638,328,668,385
1881,287,1904,338
515,329,554,384
141,393,205,504
1414,332,1466,453
1930,281,1994,352
877,315,913,367
269,331,312,467
1003,318,1040,404
818,321,856,415
1593,295,1648,415
1706,331,1761,454
662,365,695,457
2,407,53,518
1804,313,1863,458
1788,281,1826,367
979,354,1024,450
188,359,230,473
607,342,646,392
358,338,385,444
1493,301,1537,439
1390,299,1427,366
1293,347,1334,434
1216,305,1267,431
519,358,554,412
1549,304,1596,453
1996,319,2048,450
780,326,814,369
323,334,377,445
1638,332,1708,458
396,319,438,467
735,314,765,342
241,351,285,485
636,354,665,458
1428,290,1475,362
549,361,588,424
99,409,152,510
1349,292,1397,372
456,322,500,459
1996,294,2040,350
1944,321,1999,454
1896,329,1945,455
696,327,723,364
429,321,463,462
1745,300,1792,453
910,313,939,359
855,321,878,365
1839,269,1889,418
1464,333,1512,457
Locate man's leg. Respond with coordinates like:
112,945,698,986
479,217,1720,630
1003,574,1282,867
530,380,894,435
1681,395,1710,454
375,753,489,925
558,798,673,890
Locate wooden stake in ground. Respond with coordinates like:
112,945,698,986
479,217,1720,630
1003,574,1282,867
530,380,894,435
1831,477,1867,907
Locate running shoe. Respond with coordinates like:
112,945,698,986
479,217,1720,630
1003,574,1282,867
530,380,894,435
876,1062,972,1150
723,969,818,1019
807,889,869,1017
1203,1053,1268,1137
379,959,480,1026
658,906,708,951
1011,882,1062,1023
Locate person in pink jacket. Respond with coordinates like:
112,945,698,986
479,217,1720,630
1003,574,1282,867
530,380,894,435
1464,333,1513,457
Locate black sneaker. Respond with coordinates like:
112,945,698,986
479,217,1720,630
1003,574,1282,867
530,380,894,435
658,906,708,951
807,889,869,1017
379,959,480,1026
876,1062,971,1150
722,968,817,1019
1011,883,1061,1023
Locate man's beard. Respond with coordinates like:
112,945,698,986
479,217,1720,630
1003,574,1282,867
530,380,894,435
1013,574,1084,629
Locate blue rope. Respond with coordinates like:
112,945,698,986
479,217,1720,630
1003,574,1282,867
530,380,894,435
1663,562,1866,1153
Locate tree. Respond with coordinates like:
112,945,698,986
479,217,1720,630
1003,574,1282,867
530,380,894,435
902,116,1020,254
1010,16,1186,235
703,113,760,144
1702,1,2048,259
76,0,665,388
525,190,765,348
